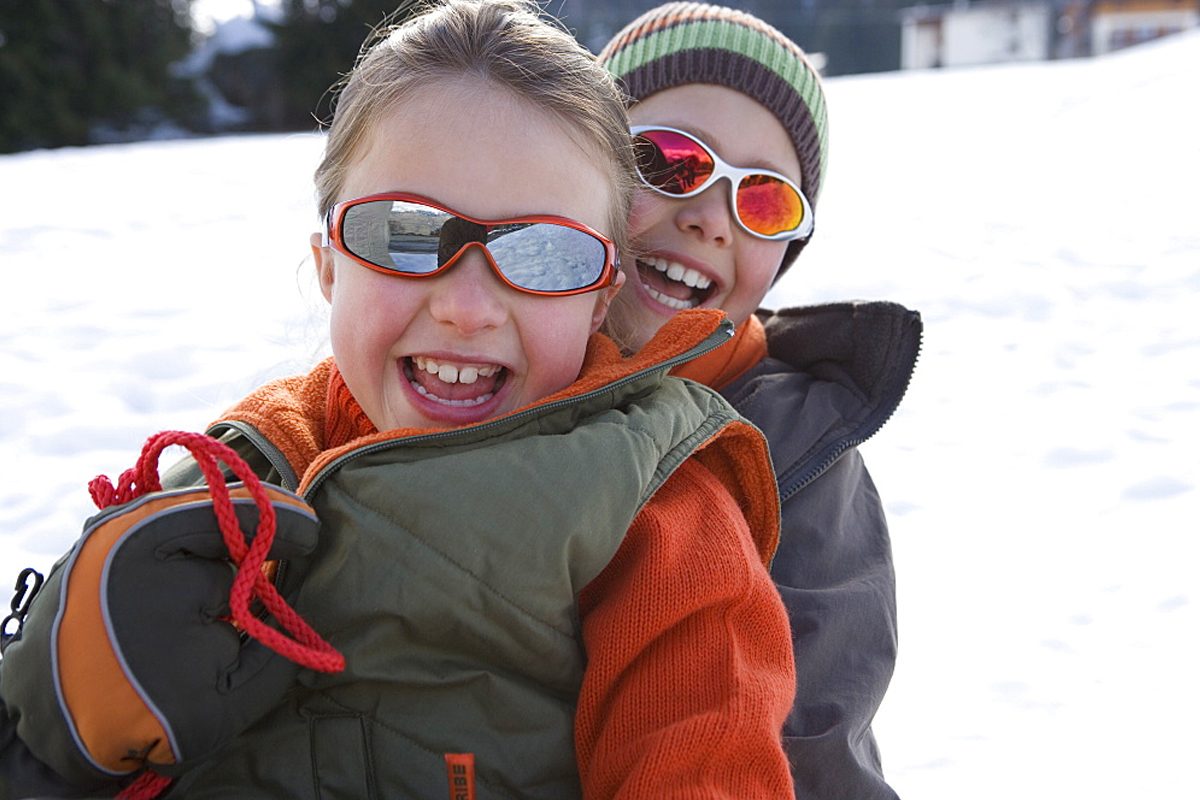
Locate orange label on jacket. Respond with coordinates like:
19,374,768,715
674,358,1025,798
444,752,476,800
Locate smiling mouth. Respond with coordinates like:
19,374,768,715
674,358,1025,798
404,356,508,407
636,256,716,311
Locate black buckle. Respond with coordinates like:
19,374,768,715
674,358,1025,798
0,567,45,653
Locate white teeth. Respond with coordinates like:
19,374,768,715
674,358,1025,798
412,383,495,406
412,356,502,385
642,283,699,310
649,257,712,290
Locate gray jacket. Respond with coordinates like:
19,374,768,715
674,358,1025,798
723,301,921,800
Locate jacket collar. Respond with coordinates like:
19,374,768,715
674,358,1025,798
725,301,922,494
215,309,735,485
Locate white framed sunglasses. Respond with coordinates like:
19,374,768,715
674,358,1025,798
631,125,814,242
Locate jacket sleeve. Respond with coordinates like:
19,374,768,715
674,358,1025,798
574,457,795,799
773,450,899,800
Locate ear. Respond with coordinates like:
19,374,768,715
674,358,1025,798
311,232,335,304
590,270,626,334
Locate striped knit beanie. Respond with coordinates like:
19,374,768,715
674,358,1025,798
599,2,829,274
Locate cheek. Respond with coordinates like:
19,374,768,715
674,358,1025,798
739,240,788,290
723,239,788,323
328,270,416,359
628,190,670,240
519,298,596,393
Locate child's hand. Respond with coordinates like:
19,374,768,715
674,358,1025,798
0,484,321,785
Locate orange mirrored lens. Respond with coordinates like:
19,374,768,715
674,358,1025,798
736,174,804,236
635,130,714,194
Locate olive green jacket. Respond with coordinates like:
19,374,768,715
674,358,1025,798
171,350,752,799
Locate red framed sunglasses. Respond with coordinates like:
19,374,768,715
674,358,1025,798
631,125,814,242
322,193,619,297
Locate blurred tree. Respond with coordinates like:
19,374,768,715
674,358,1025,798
269,0,407,129
0,0,922,152
0,0,201,153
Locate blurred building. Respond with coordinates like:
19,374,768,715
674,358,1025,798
1090,0,1200,53
900,0,1200,68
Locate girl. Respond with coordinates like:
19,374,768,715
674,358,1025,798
599,4,923,799
0,2,796,798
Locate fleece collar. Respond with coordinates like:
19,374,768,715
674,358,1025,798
670,313,767,390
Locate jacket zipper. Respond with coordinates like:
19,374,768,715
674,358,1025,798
776,322,923,502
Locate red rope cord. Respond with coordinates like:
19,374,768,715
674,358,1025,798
116,771,173,800
91,430,345,799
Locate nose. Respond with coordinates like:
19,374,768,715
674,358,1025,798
673,180,735,246
426,244,510,335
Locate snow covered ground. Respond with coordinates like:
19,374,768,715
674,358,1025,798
2,31,1198,799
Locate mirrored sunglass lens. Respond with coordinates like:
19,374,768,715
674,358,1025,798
635,130,714,195
736,175,804,236
341,200,450,273
487,223,605,292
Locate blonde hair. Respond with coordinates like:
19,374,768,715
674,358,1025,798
314,0,636,261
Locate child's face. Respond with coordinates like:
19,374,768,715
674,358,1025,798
312,78,622,432
622,83,802,351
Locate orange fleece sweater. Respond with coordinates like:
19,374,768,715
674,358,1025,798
217,310,795,798
670,313,768,390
